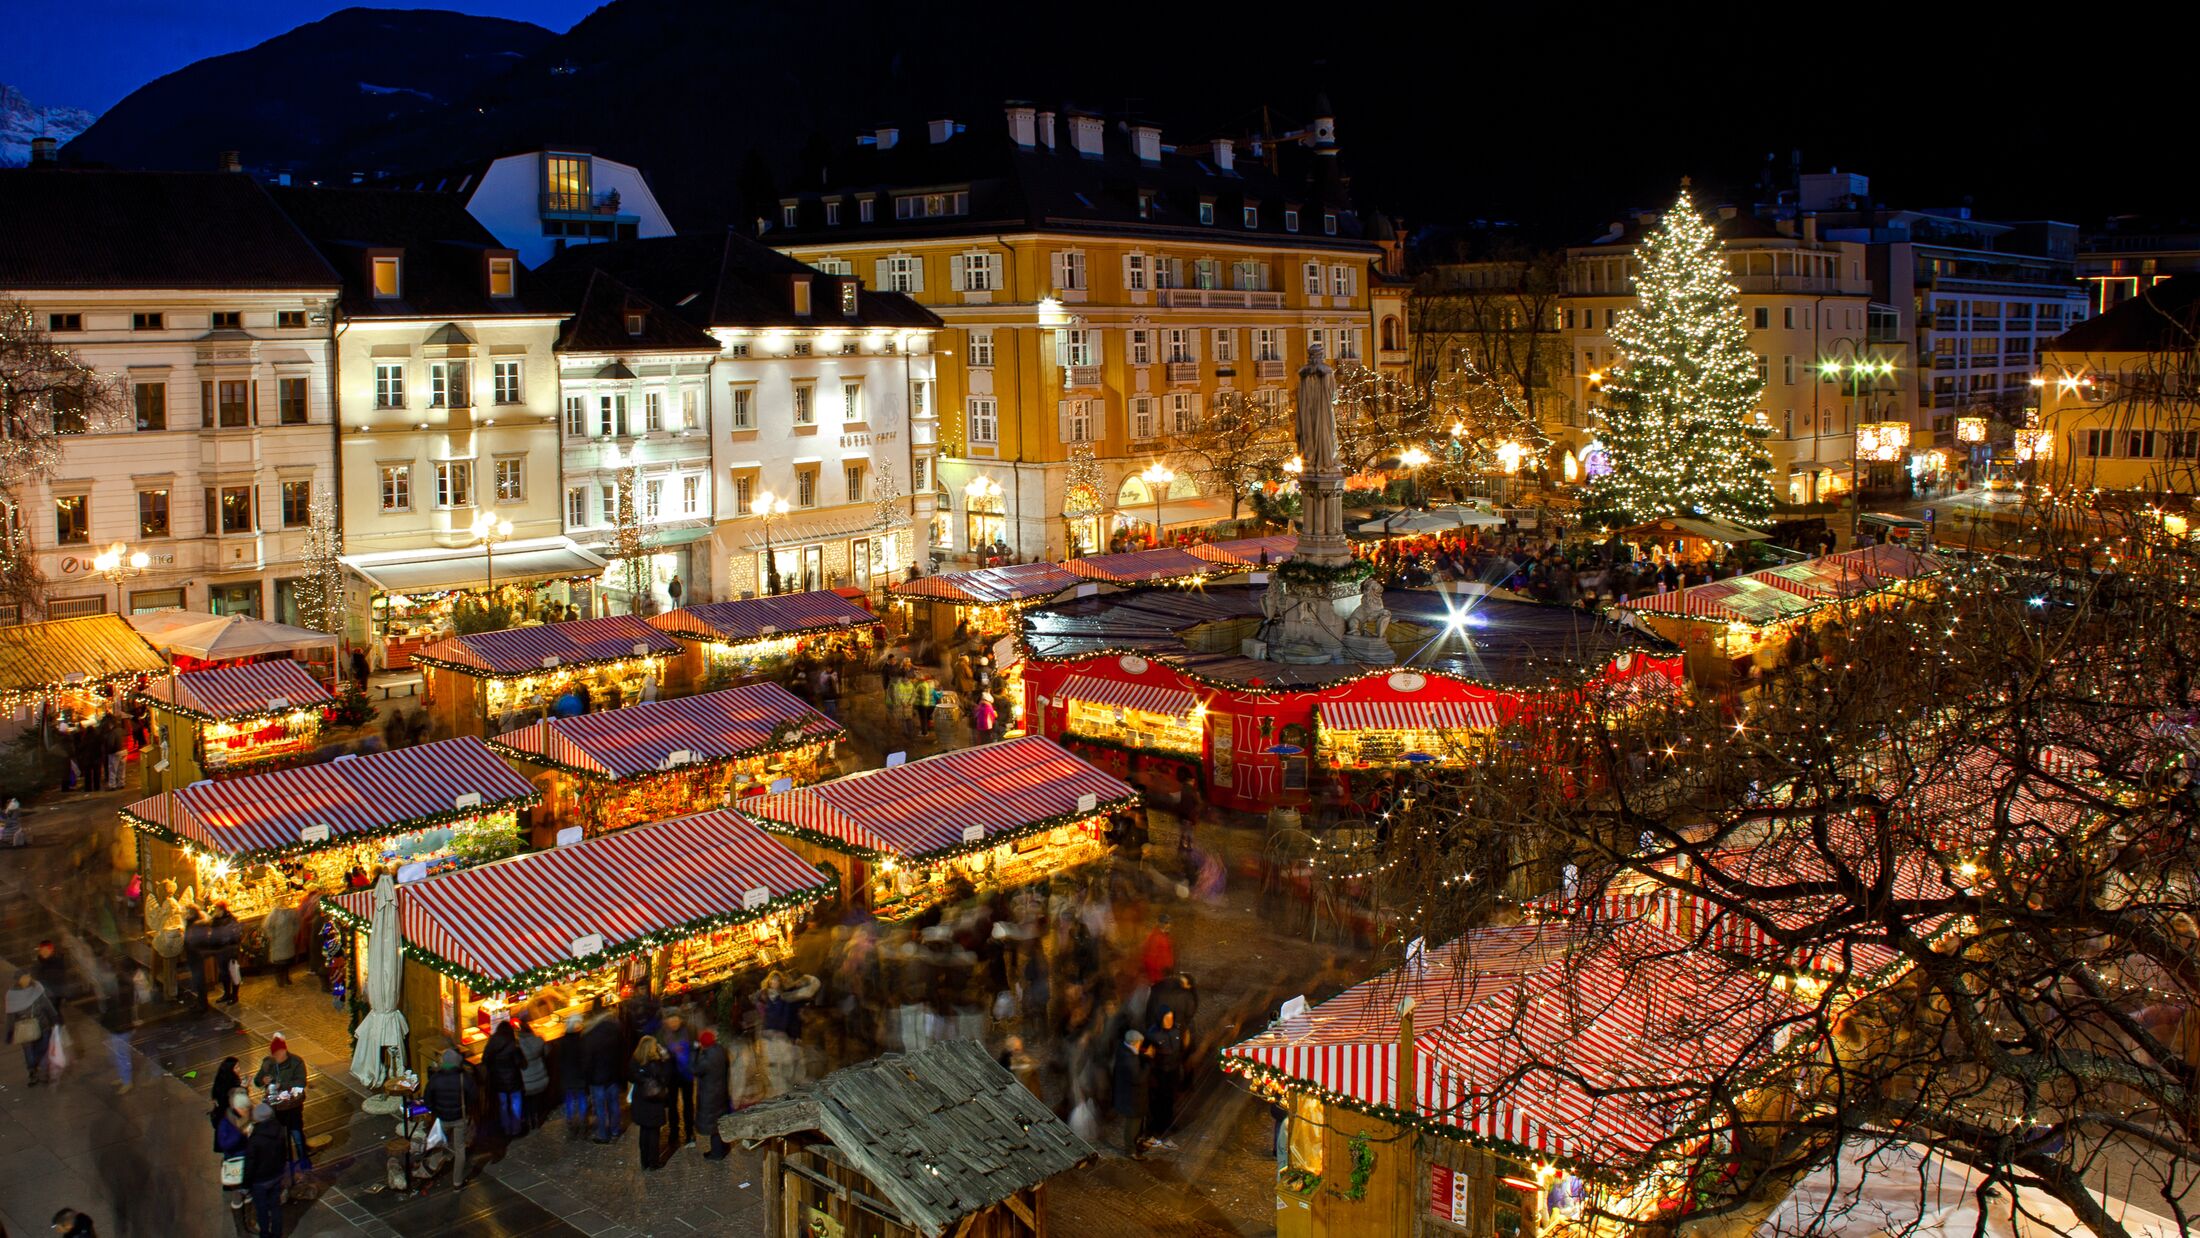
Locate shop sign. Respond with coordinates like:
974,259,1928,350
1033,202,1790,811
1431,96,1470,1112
298,823,332,843
541,656,561,669
397,861,427,884
885,751,906,768
555,826,583,847
1076,793,1097,813
1430,1164,1469,1224
961,823,985,843
741,886,770,910
659,749,694,771
568,933,605,959
453,792,483,811
769,777,792,794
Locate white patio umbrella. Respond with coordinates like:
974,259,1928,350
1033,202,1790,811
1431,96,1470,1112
348,873,409,1092
1356,505,1508,536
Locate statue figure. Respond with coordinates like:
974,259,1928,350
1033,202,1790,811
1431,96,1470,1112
1351,577,1392,640
1295,343,1339,474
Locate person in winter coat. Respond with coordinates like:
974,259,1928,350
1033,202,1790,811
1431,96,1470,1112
208,1057,245,1115
581,1011,626,1142
252,1036,310,1169
263,898,299,987
482,1022,526,1136
180,907,213,1010
657,1014,696,1149
1140,917,1177,987
212,1088,253,1214
973,693,997,743
515,1018,550,1130
7,972,59,1086
206,904,243,1005
422,1048,477,1189
242,1103,290,1237
692,1029,733,1160
557,1014,589,1138
1112,1030,1150,1158
1145,1008,1188,1144
627,1037,673,1171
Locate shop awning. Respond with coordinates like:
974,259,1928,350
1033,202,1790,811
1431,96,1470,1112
740,735,1136,861
649,590,879,645
412,614,683,678
735,512,877,552
329,809,833,990
1746,557,1885,601
1063,548,1213,584
1055,674,1201,719
1618,575,1821,626
489,682,843,781
1189,535,1297,569
341,538,607,593
1319,699,1503,731
127,611,339,661
140,659,333,722
1618,515,1772,545
1833,543,1939,580
0,614,166,699
1147,495,1234,533
119,736,538,860
890,562,1081,606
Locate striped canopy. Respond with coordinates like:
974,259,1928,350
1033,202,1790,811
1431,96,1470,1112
330,809,831,989
648,591,879,645
1833,543,1939,580
489,682,843,780
1746,557,1886,601
0,614,166,697
120,736,537,859
1319,699,1503,732
1189,535,1298,568
413,615,682,677
1619,575,1822,627
890,562,1082,606
140,659,333,721
740,735,1136,860
1054,674,1201,719
1062,548,1214,584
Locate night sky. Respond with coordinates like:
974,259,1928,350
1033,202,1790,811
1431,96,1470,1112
4,1,2193,235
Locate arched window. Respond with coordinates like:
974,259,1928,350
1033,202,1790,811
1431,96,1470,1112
1380,316,1401,352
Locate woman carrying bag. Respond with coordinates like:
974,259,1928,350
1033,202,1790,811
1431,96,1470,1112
627,1037,672,1171
7,971,58,1086
212,1088,254,1214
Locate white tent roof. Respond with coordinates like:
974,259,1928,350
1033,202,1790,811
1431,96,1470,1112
1747,1138,2183,1237
1356,505,1508,536
126,611,338,661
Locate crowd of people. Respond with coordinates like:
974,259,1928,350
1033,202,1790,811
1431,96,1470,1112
1359,527,1791,609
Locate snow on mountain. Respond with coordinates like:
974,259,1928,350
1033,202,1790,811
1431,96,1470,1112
0,82,96,167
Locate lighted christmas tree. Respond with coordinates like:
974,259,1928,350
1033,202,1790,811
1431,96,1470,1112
1583,187,1775,527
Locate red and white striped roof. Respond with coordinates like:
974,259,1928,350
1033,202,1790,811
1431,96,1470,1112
1054,675,1201,719
1619,575,1821,626
890,563,1082,606
1062,548,1214,584
1746,557,1885,601
1832,543,1939,580
1319,699,1503,732
740,735,1136,860
489,682,842,780
331,809,830,987
648,590,878,645
121,737,537,859
1189,535,1298,568
413,615,682,677
140,659,333,720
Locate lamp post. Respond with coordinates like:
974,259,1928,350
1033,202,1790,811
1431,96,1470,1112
1138,462,1174,545
1398,445,1431,508
754,491,790,595
471,511,514,596
90,542,150,616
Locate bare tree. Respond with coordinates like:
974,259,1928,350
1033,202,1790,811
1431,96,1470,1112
1411,249,1577,440
0,298,125,615
1169,388,1293,522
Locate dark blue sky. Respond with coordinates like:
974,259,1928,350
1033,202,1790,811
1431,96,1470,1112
3,2,601,111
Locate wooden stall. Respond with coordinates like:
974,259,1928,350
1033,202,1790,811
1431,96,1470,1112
137,659,334,794
487,682,845,844
647,590,880,694
721,1039,1095,1238
1314,699,1506,768
0,613,168,724
1616,514,1773,565
329,809,833,1066
888,562,1082,646
1050,675,1206,758
118,736,539,930
738,736,1136,921
413,614,683,740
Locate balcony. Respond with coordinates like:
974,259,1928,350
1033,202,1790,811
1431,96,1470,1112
912,420,937,446
1254,359,1288,380
541,190,633,217
1164,361,1199,385
1063,365,1101,389
1156,288,1287,310
1729,274,1850,295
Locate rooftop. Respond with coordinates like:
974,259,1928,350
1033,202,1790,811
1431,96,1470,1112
0,170,337,291
270,185,536,319
534,228,940,331
2047,275,2200,354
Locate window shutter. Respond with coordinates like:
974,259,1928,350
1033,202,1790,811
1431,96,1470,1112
1054,331,1069,368
908,258,925,294
949,255,965,292
873,258,891,290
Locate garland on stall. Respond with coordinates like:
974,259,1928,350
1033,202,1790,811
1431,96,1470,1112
1028,644,1575,698
325,865,839,995
1339,1130,1376,1201
119,796,540,866
409,649,676,682
1272,558,1374,590
742,798,1138,866
484,730,838,784
136,695,333,728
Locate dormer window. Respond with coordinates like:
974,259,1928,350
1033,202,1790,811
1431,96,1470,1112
1285,208,1301,233
840,282,859,317
1198,201,1215,226
1323,213,1338,236
1137,191,1154,219
859,196,876,223
1242,206,1259,228
625,310,646,336
371,255,402,298
781,203,799,228
826,201,841,226
792,277,813,316
488,256,516,298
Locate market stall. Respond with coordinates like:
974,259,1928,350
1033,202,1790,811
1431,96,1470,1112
327,808,834,1066
0,613,168,723
647,590,880,693
487,682,846,844
1614,514,1772,564
1061,547,1217,587
1315,698,1506,767
1051,675,1205,758
413,614,683,739
137,659,334,793
118,736,539,929
1188,534,1298,571
738,735,1136,920
342,537,610,672
888,561,1081,646
125,610,340,687
1618,547,1940,685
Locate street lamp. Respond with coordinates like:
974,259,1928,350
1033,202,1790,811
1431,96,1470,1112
471,511,514,595
1139,462,1174,543
91,541,150,616
1398,446,1431,508
753,490,790,595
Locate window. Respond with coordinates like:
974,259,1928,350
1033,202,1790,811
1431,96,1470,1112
1782,356,1795,386
1753,306,1770,329
911,381,931,420
137,489,169,538
645,391,663,432
969,329,995,367
493,360,522,405
278,377,308,424
792,342,812,358
792,384,814,425
214,485,254,534
212,311,242,330
1063,399,1094,443
54,494,88,544
892,191,969,219
371,257,401,299
792,280,813,316
1165,329,1195,363
882,255,922,294
782,204,799,228
1153,256,1182,289
1337,330,1360,361
1233,261,1267,291
1194,259,1218,290
1322,213,1337,235
281,480,311,527
1131,397,1156,440
1137,191,1154,219
2169,430,2200,459
625,311,647,336
682,474,701,515
565,395,586,436
1213,329,1236,364
1169,392,1198,434
858,198,875,223
495,458,524,502
681,387,700,429
598,393,628,437
967,398,999,444
913,457,930,492
956,252,999,292
1783,306,1795,329
796,470,817,508
48,313,80,332
846,464,865,502
1130,330,1153,366
1304,262,1323,296
731,386,755,429
602,484,617,522
132,312,163,331
1284,209,1300,233
428,361,469,408
1329,265,1352,298
434,461,473,509
374,363,405,409
380,466,411,513
734,476,753,514
840,339,858,355
1056,329,1096,368
842,380,862,421
840,282,859,316
201,379,249,428
825,201,841,226
1755,355,1769,384
1052,251,1086,291
813,258,852,276
1198,202,1215,225
133,383,166,431
1243,206,1259,228
567,487,588,528
645,479,664,519
1125,254,1148,292
1254,329,1281,361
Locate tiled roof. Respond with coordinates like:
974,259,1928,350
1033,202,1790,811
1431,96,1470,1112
2048,276,2200,354
0,171,338,290
539,266,722,354
535,229,940,331
269,185,543,319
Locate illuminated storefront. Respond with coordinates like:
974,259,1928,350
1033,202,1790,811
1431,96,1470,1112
413,614,683,738
647,590,880,692
137,659,335,793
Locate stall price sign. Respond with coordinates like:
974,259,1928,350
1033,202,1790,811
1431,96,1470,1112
1430,1164,1468,1225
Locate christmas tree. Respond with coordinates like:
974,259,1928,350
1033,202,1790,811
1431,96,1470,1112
1583,187,1775,527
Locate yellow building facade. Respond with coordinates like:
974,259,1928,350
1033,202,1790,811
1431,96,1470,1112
2035,279,2200,496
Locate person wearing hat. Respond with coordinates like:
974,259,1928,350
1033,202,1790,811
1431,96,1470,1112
691,1028,733,1160
252,1036,310,1171
242,1101,290,1236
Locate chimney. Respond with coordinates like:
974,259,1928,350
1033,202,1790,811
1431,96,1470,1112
1131,124,1161,165
1035,110,1056,150
1211,138,1234,173
1067,114,1104,158
218,149,242,173
927,118,955,145
1802,213,1819,245
1004,104,1036,148
874,127,899,151
28,137,57,166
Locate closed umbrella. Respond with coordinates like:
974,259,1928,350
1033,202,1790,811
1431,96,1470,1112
348,873,408,1090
